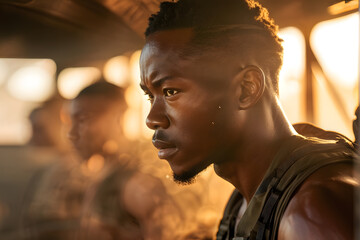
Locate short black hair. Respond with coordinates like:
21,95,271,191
76,80,127,108
145,0,283,94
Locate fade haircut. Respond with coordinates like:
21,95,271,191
76,80,127,110
145,0,283,95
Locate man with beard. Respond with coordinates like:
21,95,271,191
139,0,358,239
68,81,182,240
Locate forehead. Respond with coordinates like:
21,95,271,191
141,29,194,73
70,96,112,115
140,28,233,88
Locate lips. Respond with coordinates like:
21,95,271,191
152,139,178,159
71,140,82,151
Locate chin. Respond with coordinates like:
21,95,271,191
171,159,211,185
173,171,198,185
77,151,93,162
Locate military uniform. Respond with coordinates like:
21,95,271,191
217,134,355,240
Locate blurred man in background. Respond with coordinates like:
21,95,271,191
21,96,85,240
28,96,69,152
68,80,183,240
0,96,84,240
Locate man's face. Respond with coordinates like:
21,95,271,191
140,29,241,183
68,96,120,160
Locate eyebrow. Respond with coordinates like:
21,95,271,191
152,76,174,87
140,76,175,90
72,111,90,118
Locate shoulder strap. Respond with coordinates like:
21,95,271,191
253,139,354,240
217,189,243,240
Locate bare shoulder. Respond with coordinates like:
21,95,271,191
278,163,359,240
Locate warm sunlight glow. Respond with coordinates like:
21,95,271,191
7,59,56,102
328,0,359,15
0,59,56,144
123,84,146,140
311,13,359,140
0,59,8,87
278,27,305,97
142,97,153,139
103,56,130,87
123,108,141,141
124,50,153,139
278,27,306,123
58,67,101,99
130,50,141,82
102,139,119,155
87,154,105,173
311,13,359,88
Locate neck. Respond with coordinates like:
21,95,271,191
214,96,296,202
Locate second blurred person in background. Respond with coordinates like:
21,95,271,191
68,80,183,240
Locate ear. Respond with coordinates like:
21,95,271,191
233,65,265,110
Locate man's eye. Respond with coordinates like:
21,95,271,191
78,116,89,123
144,93,154,101
164,89,179,97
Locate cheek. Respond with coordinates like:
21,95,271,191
80,122,105,146
80,124,94,137
170,97,225,146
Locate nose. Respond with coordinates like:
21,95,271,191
67,123,79,142
146,99,170,130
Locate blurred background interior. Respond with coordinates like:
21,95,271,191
0,0,358,239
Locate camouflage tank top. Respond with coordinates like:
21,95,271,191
217,135,355,240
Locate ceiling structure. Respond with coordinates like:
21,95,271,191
0,0,357,68
0,0,357,123
0,0,147,68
